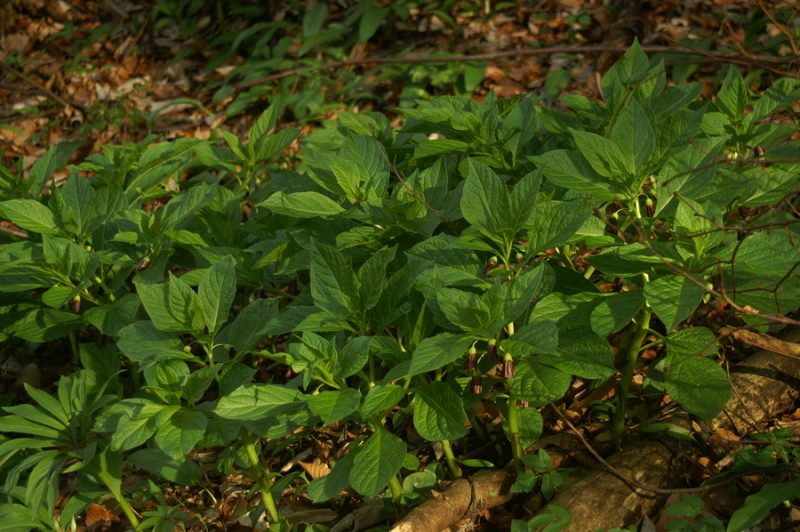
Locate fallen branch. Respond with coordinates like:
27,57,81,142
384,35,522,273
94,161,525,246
236,44,799,89
390,469,514,532
720,326,800,360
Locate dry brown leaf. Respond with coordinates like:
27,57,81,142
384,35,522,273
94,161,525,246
299,458,331,479
85,502,116,530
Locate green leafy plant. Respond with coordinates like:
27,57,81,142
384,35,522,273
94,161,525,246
0,40,798,529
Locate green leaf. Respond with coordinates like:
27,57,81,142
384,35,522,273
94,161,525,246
198,258,236,334
216,298,278,354
310,241,357,316
436,287,490,332
215,384,302,421
664,328,728,420
303,2,328,36
525,200,591,255
545,328,616,380
128,448,202,485
248,102,285,147
571,129,631,183
510,360,571,407
349,428,405,497
154,409,207,460
54,174,96,238
0,199,57,235
84,294,140,336
307,451,355,503
726,478,800,532
117,321,194,366
716,68,748,120
408,333,473,377
589,291,644,336
601,38,650,92
260,191,344,218
412,381,468,441
27,141,81,196
460,159,511,239
135,273,202,332
609,97,654,179
356,245,396,312
307,389,362,426
359,6,387,42
360,384,404,419
530,149,613,197
644,275,705,332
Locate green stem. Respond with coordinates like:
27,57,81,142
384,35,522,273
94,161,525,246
507,397,524,471
244,438,280,523
388,475,404,500
113,490,140,529
441,439,462,478
613,306,652,446
68,331,79,366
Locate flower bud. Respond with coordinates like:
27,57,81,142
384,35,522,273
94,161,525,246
471,375,483,394
71,296,81,313
515,252,524,263
502,353,515,379
645,197,654,217
516,399,529,408
487,338,497,361
464,349,477,372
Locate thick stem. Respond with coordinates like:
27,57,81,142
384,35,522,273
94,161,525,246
507,397,524,471
244,439,281,523
112,491,140,529
389,475,404,500
441,439,462,478
613,306,652,446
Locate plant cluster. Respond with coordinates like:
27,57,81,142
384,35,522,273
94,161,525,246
0,42,798,530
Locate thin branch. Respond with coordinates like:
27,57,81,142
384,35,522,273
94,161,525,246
0,62,86,113
236,44,799,89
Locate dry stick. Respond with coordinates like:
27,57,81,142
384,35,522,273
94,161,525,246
236,44,799,89
0,62,86,113
551,407,735,496
721,326,800,360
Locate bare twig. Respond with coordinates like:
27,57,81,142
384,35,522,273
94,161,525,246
0,62,86,112
236,44,799,89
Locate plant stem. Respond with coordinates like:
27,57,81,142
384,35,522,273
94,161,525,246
388,475,404,500
507,396,524,471
68,331,79,366
113,490,140,529
244,438,281,523
613,305,652,446
441,439,462,478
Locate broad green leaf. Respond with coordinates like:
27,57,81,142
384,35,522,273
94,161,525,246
84,294,140,336
215,384,301,421
571,129,631,182
153,410,207,460
508,171,541,233
436,287,489,332
589,290,644,336
525,200,591,255
356,245,396,312
530,149,613,196
307,451,355,503
111,403,177,451
504,406,543,449
302,1,328,36
412,381,468,441
7,307,82,342
27,141,80,196
460,159,511,238
414,139,472,159
55,174,96,238
510,359,571,407
408,333,473,377
360,384,404,419
716,68,748,120
307,389,362,426
545,328,616,379
644,275,705,332
664,354,729,420
198,259,236,334
664,328,728,420
359,6,387,42
135,273,203,332
128,448,202,485
248,102,285,146
216,298,278,354
609,97,654,179
601,38,650,95
727,478,800,532
0,199,57,235
349,428,406,497
260,191,344,218
310,241,357,316
117,321,194,366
